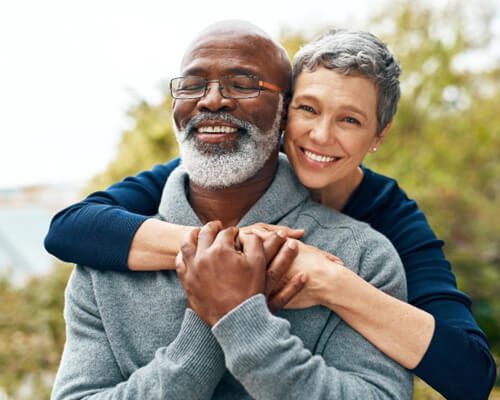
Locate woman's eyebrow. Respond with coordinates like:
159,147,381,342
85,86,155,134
341,105,368,120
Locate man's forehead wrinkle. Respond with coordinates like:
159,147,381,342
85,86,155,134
181,42,280,78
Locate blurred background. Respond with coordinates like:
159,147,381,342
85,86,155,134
1,0,499,398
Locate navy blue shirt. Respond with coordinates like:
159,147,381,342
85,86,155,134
45,157,496,400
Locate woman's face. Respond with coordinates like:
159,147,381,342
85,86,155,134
284,67,390,190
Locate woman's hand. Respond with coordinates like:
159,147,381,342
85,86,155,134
239,228,307,314
277,241,346,309
241,223,304,240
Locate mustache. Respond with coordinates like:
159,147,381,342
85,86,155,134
183,112,253,136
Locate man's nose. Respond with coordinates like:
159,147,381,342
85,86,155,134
196,82,236,113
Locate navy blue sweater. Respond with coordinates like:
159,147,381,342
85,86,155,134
45,157,496,400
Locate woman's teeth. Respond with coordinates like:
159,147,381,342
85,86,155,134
304,149,338,163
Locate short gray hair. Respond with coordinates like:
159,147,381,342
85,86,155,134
293,29,401,134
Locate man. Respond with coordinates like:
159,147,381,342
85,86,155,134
52,21,412,399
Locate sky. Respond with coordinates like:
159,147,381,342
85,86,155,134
1,0,498,189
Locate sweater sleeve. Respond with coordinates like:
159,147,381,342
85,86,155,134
212,238,413,400
44,158,181,271
51,266,225,400
344,166,496,400
213,296,412,400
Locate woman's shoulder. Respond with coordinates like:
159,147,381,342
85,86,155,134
343,165,440,256
344,165,416,220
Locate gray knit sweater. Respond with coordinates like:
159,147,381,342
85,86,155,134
52,155,413,399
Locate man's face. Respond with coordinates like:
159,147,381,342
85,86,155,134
172,32,286,189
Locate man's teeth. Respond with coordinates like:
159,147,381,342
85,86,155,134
197,126,238,133
304,150,338,163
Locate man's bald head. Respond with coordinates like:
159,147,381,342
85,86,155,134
181,20,292,93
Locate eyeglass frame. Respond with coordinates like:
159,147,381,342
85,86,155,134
169,74,283,100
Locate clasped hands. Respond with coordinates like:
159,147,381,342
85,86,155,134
175,221,305,326
175,221,346,326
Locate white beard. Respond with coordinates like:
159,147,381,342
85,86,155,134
174,96,283,189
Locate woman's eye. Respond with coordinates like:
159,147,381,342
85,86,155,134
345,116,360,125
299,105,315,113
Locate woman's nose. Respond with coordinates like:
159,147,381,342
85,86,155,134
309,121,336,145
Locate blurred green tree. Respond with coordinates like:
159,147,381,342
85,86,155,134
0,263,71,399
90,96,179,190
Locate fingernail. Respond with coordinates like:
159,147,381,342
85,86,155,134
287,239,298,250
277,230,286,238
300,273,308,283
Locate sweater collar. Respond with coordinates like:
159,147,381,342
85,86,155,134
157,153,309,227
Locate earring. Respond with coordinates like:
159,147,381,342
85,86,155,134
372,147,377,152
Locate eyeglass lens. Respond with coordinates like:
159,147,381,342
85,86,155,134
171,75,261,99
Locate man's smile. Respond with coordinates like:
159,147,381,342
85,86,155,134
192,121,244,143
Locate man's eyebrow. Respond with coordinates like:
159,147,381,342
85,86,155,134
182,67,205,76
225,67,260,76
182,67,260,77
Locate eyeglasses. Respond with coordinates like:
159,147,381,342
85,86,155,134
169,74,282,100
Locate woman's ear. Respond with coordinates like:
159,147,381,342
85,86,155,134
370,120,393,152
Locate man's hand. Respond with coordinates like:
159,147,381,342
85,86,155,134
176,221,268,326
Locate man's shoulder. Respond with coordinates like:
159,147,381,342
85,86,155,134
68,265,179,300
296,199,405,298
297,198,384,244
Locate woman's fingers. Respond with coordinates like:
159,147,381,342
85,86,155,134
242,223,305,239
268,272,308,314
325,253,344,265
264,239,298,297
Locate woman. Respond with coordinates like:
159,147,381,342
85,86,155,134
45,29,495,399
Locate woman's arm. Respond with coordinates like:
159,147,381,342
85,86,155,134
44,158,304,272
341,166,495,399
44,158,182,270
271,241,433,369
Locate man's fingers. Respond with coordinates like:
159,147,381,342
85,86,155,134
262,231,287,264
241,232,266,268
268,272,307,314
214,226,240,249
264,239,298,297
175,251,187,277
180,227,200,264
197,220,223,250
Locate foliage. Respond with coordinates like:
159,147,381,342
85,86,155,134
89,97,179,191
0,263,72,399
